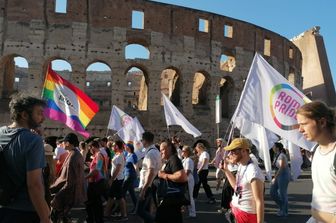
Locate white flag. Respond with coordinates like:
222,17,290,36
162,93,201,138
107,105,133,131
117,117,145,143
232,53,314,151
282,139,303,181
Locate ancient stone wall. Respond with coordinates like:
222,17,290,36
0,0,303,149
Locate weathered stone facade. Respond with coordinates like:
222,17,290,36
0,0,303,147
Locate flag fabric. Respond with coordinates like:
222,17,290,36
162,93,201,138
232,53,314,151
107,105,133,131
117,117,145,143
42,66,99,138
234,117,276,180
282,139,303,181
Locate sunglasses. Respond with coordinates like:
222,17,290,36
229,148,242,154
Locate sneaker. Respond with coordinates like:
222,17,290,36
112,216,128,222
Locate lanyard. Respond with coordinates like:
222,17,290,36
235,159,253,192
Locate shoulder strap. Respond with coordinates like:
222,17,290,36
334,152,336,175
0,128,26,152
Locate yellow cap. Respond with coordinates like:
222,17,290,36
224,138,250,151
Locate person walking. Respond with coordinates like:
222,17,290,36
193,143,215,204
223,138,265,223
0,94,51,223
85,140,106,223
50,133,86,223
104,140,127,222
122,142,138,213
156,139,187,223
270,142,291,217
181,145,196,218
297,101,336,223
137,131,161,223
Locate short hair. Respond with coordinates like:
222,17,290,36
114,140,124,150
142,131,154,143
100,137,108,143
297,101,335,132
79,141,86,149
88,140,100,149
9,94,46,122
161,138,177,155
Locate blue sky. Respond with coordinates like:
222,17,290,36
150,0,336,88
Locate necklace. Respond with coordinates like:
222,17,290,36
318,142,336,156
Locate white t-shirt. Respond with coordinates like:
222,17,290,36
275,153,288,169
197,151,210,170
111,153,125,180
139,146,161,188
311,142,336,213
53,146,67,160
231,161,265,214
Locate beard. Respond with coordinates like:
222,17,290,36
27,115,41,130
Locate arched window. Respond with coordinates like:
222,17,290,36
125,44,150,60
160,68,180,106
192,72,209,106
219,77,234,118
288,67,295,85
13,56,29,93
86,62,112,109
51,59,72,80
220,54,236,72
125,67,147,111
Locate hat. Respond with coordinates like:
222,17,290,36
63,133,79,146
224,138,250,151
44,144,54,156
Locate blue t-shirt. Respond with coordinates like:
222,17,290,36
0,126,46,211
124,153,138,177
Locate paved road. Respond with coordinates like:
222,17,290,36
70,169,312,223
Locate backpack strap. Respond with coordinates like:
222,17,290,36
0,128,27,152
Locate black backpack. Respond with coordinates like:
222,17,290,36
0,129,25,206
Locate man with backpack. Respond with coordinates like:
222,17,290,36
0,94,51,223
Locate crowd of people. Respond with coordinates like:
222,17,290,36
0,94,335,223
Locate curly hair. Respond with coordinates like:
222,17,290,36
9,93,46,122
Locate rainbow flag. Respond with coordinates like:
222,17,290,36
42,66,99,138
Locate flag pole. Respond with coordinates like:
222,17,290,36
167,125,171,139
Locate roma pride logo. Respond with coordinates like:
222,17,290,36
269,84,310,131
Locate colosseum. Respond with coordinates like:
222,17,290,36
0,0,331,148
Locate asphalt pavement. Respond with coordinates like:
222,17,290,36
69,168,313,223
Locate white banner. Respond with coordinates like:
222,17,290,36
232,53,314,151
117,117,145,143
107,105,133,131
162,93,201,138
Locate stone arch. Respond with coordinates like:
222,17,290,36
192,71,211,107
219,76,234,118
160,67,180,106
44,58,72,81
0,54,30,99
85,61,112,110
125,42,150,60
125,65,148,111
